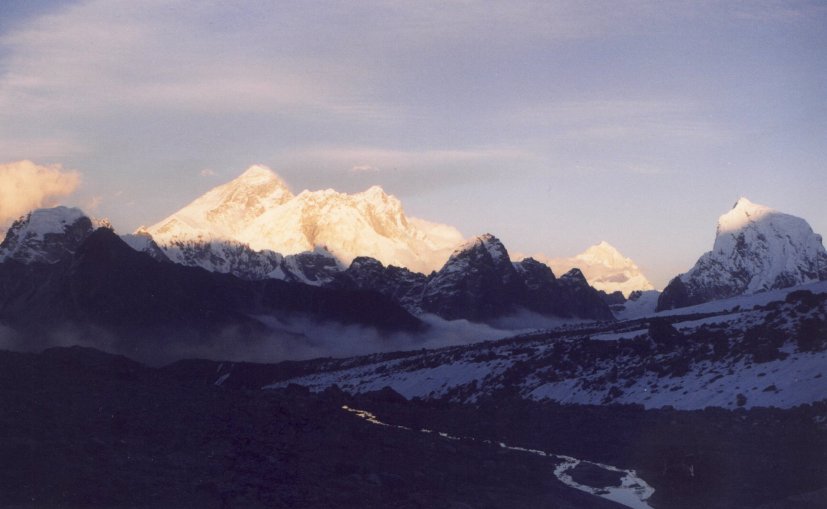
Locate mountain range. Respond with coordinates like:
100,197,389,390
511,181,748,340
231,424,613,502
2,167,826,366
139,166,654,295
3,167,827,509
0,208,425,362
0,202,611,362
144,165,464,275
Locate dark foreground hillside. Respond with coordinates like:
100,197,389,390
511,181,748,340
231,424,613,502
0,346,621,509
352,398,827,509
3,345,826,509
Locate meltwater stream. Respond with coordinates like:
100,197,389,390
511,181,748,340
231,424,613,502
343,406,655,509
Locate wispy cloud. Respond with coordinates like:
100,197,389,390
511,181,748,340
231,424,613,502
501,99,735,144
0,1,397,119
199,168,217,177
0,160,81,229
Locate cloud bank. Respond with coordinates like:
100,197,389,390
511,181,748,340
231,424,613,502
0,160,80,230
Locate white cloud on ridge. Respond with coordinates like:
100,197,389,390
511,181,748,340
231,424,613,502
0,160,81,229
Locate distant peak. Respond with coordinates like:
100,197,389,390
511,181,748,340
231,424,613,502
584,241,622,256
240,164,274,178
561,268,587,283
235,164,289,188
575,240,633,269
455,233,509,262
463,233,501,249
358,185,391,201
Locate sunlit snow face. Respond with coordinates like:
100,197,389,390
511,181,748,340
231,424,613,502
716,198,774,236
145,165,465,274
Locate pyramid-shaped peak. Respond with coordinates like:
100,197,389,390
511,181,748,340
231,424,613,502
561,268,588,284
463,233,502,249
236,164,289,187
574,241,634,268
456,233,509,263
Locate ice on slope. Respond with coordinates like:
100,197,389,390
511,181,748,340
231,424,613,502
145,165,464,274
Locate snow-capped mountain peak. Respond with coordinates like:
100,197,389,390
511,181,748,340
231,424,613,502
455,233,509,264
237,163,287,184
537,241,654,297
148,164,293,243
658,198,827,310
0,206,93,263
144,166,465,275
717,197,774,237
575,241,632,268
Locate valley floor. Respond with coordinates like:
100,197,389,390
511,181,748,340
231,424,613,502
2,346,825,509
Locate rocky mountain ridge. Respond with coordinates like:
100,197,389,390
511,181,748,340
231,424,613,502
335,233,614,322
0,216,422,363
0,207,613,325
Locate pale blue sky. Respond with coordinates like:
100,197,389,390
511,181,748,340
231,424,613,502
1,0,825,287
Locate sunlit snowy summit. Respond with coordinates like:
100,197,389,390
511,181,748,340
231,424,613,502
658,197,827,310
542,241,654,297
144,165,464,276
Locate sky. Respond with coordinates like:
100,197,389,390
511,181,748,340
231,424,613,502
0,0,825,288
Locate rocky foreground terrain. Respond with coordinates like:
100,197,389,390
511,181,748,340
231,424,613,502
1,346,825,509
0,346,624,509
